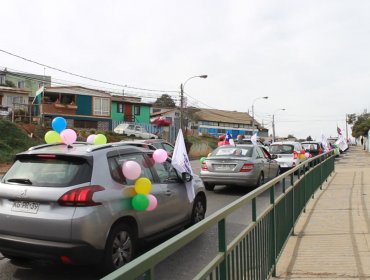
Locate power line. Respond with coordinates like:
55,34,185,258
1,66,179,101
0,48,178,93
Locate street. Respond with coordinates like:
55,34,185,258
0,160,288,280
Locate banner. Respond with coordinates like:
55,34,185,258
251,132,258,146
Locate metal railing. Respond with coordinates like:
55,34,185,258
102,152,335,280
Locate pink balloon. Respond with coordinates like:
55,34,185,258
153,149,167,163
122,161,141,180
146,194,158,211
304,152,310,158
86,134,96,144
60,129,77,145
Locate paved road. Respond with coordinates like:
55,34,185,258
0,160,288,280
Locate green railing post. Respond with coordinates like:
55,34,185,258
270,187,276,277
218,219,227,280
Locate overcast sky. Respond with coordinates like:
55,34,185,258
2,0,370,140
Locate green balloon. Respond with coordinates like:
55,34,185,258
45,130,62,144
132,194,150,211
93,134,107,145
199,157,206,164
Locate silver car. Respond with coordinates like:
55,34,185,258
269,141,307,172
200,144,280,191
0,142,206,273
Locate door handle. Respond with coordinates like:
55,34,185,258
165,190,172,196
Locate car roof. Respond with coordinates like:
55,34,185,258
301,141,322,144
19,142,149,157
271,141,299,145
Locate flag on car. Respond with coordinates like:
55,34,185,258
321,132,328,151
335,134,348,152
337,126,342,135
226,132,235,146
171,129,195,202
251,132,258,146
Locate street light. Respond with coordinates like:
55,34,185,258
272,108,286,142
180,75,208,133
251,96,268,134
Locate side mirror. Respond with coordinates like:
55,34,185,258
182,172,193,182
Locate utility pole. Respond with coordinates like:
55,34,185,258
345,113,349,141
180,83,184,133
272,114,276,142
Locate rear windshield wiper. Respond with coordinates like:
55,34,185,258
6,178,33,185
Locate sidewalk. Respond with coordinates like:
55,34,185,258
274,146,370,280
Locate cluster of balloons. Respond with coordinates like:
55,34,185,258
299,150,311,160
44,117,108,145
199,153,212,164
122,148,168,212
44,117,77,145
86,133,107,145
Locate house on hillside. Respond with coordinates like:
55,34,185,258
189,108,268,138
111,95,151,124
150,107,179,128
36,86,112,130
0,68,51,100
0,86,31,117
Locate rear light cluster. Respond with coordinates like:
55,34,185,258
293,152,298,159
58,185,105,207
201,161,208,171
240,163,254,172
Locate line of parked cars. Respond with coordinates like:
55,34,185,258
0,139,205,274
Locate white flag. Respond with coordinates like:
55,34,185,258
321,132,328,151
335,134,348,151
171,129,195,202
251,132,258,146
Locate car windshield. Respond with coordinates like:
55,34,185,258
270,144,294,154
2,155,92,187
211,147,252,157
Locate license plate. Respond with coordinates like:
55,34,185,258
11,201,40,214
214,164,234,171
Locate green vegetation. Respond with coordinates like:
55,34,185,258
0,120,37,163
349,112,370,138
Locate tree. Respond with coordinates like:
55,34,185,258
153,94,176,108
351,112,370,138
306,136,313,141
347,113,357,125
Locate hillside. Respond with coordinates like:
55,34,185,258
0,120,37,163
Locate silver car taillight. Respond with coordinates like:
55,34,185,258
58,185,105,207
240,163,254,172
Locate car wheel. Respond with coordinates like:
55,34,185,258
204,182,215,191
190,195,206,226
102,223,137,274
255,173,264,187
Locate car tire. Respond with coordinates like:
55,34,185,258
255,173,264,187
190,195,206,226
204,182,215,191
102,223,137,274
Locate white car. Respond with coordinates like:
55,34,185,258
269,141,307,172
114,123,158,139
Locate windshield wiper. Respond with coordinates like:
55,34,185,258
6,178,33,185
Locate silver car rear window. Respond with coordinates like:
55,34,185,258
212,147,252,157
2,155,92,187
270,145,294,154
